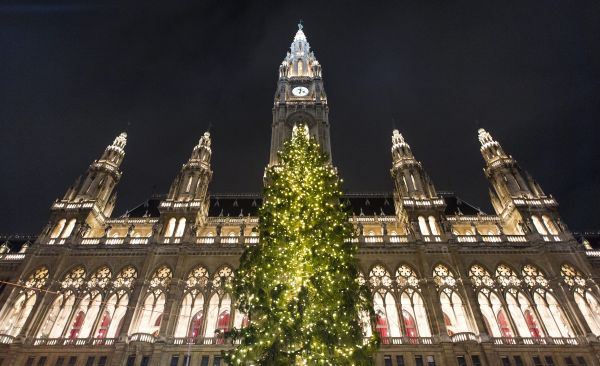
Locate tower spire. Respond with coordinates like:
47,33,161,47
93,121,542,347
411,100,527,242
477,128,564,236
270,23,330,165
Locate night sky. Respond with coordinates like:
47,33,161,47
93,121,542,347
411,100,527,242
1,1,599,234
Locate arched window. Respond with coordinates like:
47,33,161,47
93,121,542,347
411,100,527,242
36,268,84,338
561,264,600,335
164,218,177,237
134,266,172,336
428,216,440,236
175,218,186,238
175,266,209,338
205,267,234,340
50,219,66,239
93,265,136,339
396,265,431,337
369,265,401,340
433,264,476,336
418,216,430,236
522,264,573,337
469,264,513,338
542,216,559,235
531,215,547,235
0,266,48,337
61,219,77,239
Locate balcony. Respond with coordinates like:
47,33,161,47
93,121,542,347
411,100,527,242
0,334,15,344
492,336,581,346
170,337,229,345
129,333,156,343
30,337,117,346
451,332,479,343
380,336,434,345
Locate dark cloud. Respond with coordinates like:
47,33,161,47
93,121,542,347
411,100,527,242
1,0,599,233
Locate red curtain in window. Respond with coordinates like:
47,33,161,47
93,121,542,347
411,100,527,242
403,311,418,337
376,311,389,341
96,311,111,338
497,310,513,338
524,310,542,338
188,311,204,338
69,311,85,339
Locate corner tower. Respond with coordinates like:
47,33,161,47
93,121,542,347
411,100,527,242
270,22,330,165
478,128,566,237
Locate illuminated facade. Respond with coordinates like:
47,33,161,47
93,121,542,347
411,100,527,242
1,23,600,366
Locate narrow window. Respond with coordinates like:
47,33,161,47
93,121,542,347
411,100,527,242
182,355,190,366
565,358,575,366
67,357,77,366
140,357,150,366
126,356,136,366
418,216,430,236
384,356,392,366
471,355,482,366
514,356,523,366
501,357,511,366
576,357,588,366
97,357,107,366
544,356,554,366
427,356,436,366
37,357,47,366
170,356,179,366
213,356,221,366
85,357,94,366
457,356,467,366
532,357,543,366
25,358,35,366
411,173,417,190
54,358,65,366
185,177,193,192
396,355,405,366
415,356,424,366
200,356,209,366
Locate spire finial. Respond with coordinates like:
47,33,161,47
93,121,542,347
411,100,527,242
298,19,304,30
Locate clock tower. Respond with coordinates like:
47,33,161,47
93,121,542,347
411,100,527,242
269,22,331,165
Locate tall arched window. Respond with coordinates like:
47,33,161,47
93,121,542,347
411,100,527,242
561,264,600,335
164,218,177,237
433,264,476,336
531,215,548,235
396,265,431,337
541,216,559,235
0,266,49,337
428,216,440,236
205,267,233,340
38,266,86,338
469,264,514,338
174,266,209,338
50,219,66,239
134,266,172,336
61,219,77,239
523,264,573,338
175,218,186,238
369,265,401,341
99,266,137,338
418,217,430,236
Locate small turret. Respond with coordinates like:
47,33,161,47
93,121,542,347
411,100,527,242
478,128,565,237
43,132,128,243
390,130,446,239
158,131,214,242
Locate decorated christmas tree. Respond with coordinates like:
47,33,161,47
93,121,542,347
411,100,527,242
225,125,376,365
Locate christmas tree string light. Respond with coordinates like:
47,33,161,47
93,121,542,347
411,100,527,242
225,125,377,365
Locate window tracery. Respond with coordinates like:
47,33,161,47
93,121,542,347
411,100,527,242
495,264,521,288
61,266,86,290
561,264,600,335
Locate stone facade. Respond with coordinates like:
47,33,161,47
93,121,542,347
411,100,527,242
1,23,600,366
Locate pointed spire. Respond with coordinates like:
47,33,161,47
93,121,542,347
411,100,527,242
111,132,127,150
478,128,507,162
391,129,414,162
294,20,307,42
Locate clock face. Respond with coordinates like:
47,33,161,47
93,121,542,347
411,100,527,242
292,86,309,97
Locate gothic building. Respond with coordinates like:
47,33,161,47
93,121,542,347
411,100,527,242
1,23,600,366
